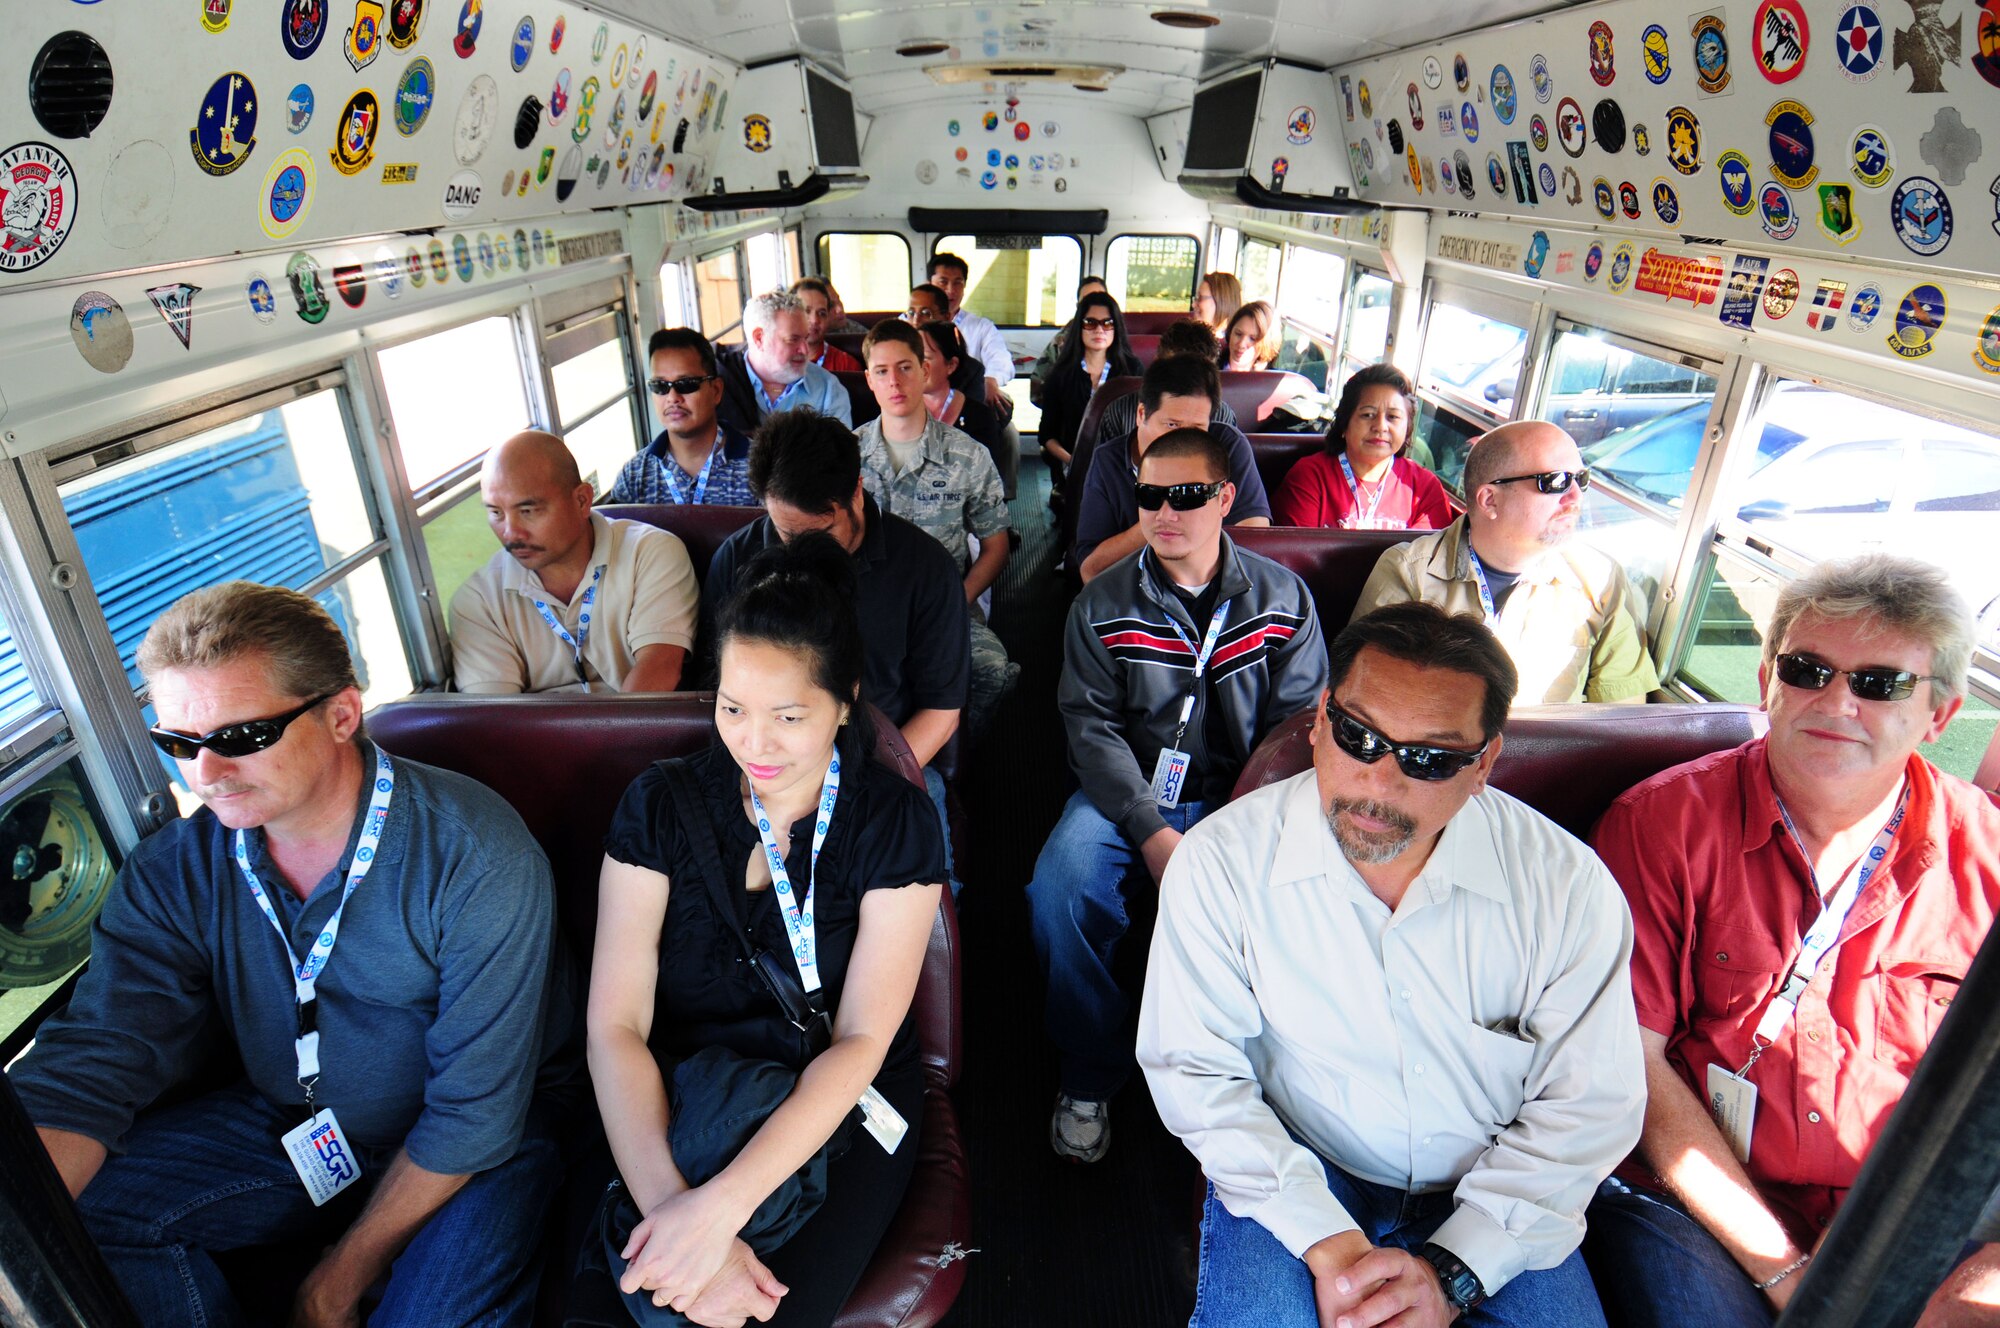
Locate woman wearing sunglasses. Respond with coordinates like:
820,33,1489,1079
586,535,945,1326
1036,292,1143,495
1272,364,1455,530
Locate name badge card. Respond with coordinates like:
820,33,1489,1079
1706,1063,1757,1163
281,1108,364,1206
857,1085,909,1154
1150,747,1191,808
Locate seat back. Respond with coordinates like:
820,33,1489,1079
1127,334,1161,366
1232,702,1767,838
597,504,764,583
1229,526,1421,639
844,311,899,329
369,695,963,1088
1060,374,1143,557
1245,433,1325,500
1120,311,1189,335
826,332,867,363
834,370,879,425
1220,370,1317,427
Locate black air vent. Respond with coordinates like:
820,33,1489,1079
31,32,114,139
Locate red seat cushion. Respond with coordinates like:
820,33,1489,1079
596,504,764,584
1229,526,1422,640
1245,433,1324,501
1219,370,1316,427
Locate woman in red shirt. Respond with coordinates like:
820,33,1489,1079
1272,364,1455,529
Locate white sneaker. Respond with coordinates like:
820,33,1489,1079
1050,1093,1111,1163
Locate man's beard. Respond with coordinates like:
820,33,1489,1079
1325,796,1418,864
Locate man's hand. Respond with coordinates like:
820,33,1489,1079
289,1259,364,1328
984,378,1014,416
1140,827,1183,885
1305,1232,1457,1328
682,1239,788,1327
620,1185,743,1313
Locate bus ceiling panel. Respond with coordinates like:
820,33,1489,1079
1329,0,2000,294
0,3,745,289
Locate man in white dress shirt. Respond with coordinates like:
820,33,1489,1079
1139,600,1645,1327
927,251,1015,416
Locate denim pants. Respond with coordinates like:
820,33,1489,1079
1192,1160,1608,1328
76,1080,564,1328
1581,1177,1780,1327
1026,790,1209,1099
921,764,961,898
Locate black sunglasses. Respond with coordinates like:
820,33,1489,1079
1079,316,1116,330
1774,652,1938,702
1325,699,1489,782
1135,480,1226,512
648,374,717,396
148,693,336,761
1490,468,1592,495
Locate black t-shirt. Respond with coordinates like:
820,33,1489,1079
1481,563,1523,613
603,743,945,1076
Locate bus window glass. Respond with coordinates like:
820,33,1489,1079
1341,270,1394,378
658,259,693,327
816,232,911,314
1105,235,1198,313
1414,396,1485,493
934,235,1082,327
551,334,640,497
0,604,44,730
1276,246,1346,338
783,228,803,285
378,317,531,492
745,230,786,297
0,757,120,1048
1419,303,1526,420
1542,332,1718,504
695,248,744,344
1211,226,1239,271
551,336,629,427
1273,325,1332,393
1238,237,1281,304
564,403,641,498
421,492,493,627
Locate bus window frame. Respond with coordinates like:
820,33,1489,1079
811,228,916,313
694,243,748,343
1104,232,1202,314
927,234,1086,329
1414,278,1538,427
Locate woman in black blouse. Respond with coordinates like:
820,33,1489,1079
588,535,946,1326
1036,291,1143,495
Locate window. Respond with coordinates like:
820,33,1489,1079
1541,330,1719,506
1340,269,1394,379
1276,246,1347,339
0,602,45,731
933,234,1082,327
1414,397,1487,494
745,230,786,298
783,228,803,287
1210,225,1239,273
816,232,911,315
659,259,693,328
551,335,640,495
1106,234,1198,313
1419,302,1527,420
1238,237,1282,304
377,317,532,494
1272,325,1332,393
695,248,746,344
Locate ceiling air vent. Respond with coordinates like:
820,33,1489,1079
925,62,1123,85
896,39,952,57
30,32,114,139
1151,10,1222,29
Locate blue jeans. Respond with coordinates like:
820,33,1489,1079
922,765,961,899
1581,1177,1776,1327
76,1080,564,1328
1192,1161,1608,1328
1026,790,1209,1099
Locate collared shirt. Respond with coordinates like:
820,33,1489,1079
1139,772,1644,1294
1272,452,1456,531
816,342,861,374
954,308,1015,385
1074,424,1273,568
856,415,1009,575
606,422,759,507
754,360,854,425
449,511,699,694
1593,739,2000,1236
1350,516,1659,704
9,743,575,1173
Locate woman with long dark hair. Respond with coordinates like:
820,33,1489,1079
1221,301,1281,372
1272,363,1453,529
1036,291,1143,489
919,319,1004,469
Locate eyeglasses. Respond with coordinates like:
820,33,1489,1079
1324,699,1489,782
648,374,717,396
148,693,336,761
1135,480,1226,511
1489,468,1592,495
1079,317,1116,331
1774,653,1938,702
904,307,939,323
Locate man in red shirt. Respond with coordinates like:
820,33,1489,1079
1582,553,2000,1326
792,277,861,374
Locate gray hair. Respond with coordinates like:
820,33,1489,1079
1765,554,1974,704
137,581,360,702
742,289,804,337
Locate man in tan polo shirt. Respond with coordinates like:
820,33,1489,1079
449,431,698,694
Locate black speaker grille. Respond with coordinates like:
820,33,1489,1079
31,32,114,140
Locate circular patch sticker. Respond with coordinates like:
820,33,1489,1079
1593,99,1627,154
1589,21,1616,85
70,291,133,373
1406,85,1424,131
1753,0,1810,83
1834,4,1884,80
286,251,330,324
1607,241,1636,293
1766,100,1816,189
1530,115,1549,153
515,97,542,149
639,70,658,122
1851,125,1896,188
453,0,482,58
1453,149,1474,195
611,43,628,86
1643,24,1672,82
1461,102,1479,143
550,70,572,124
1634,123,1652,156
1971,303,2000,375
396,57,436,136
1425,56,1443,89
246,271,278,322
1287,106,1315,145
1594,175,1616,217
1619,179,1642,217
1583,242,1604,281
190,72,259,177
573,76,600,143
455,74,500,164
1531,53,1553,102
1890,176,1953,255
1486,153,1507,195
512,15,535,71
1538,162,1557,196
1665,106,1701,175
550,14,565,52
1717,150,1756,213
1760,182,1800,239
282,0,327,60
1557,97,1588,157
387,0,423,50
451,233,473,281
405,246,425,286
1387,120,1404,154
1453,53,1470,92
1438,156,1456,195
259,145,314,239
1693,14,1732,93
329,89,379,176
1847,281,1884,330
1014,120,1031,142
1762,267,1800,318
374,249,402,298
1889,283,1946,358
424,236,445,280
1652,177,1682,224
287,83,315,134
500,167,515,196
1489,66,1517,124
1977,0,2000,87
1358,81,1373,118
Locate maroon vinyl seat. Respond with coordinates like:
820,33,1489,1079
827,332,868,363
1120,311,1189,335
844,311,899,329
369,694,969,1327
1232,701,1767,839
1127,333,1161,365
1245,433,1324,500
596,504,764,583
1219,370,1317,428
835,369,880,426
1229,526,1422,640
1058,374,1143,560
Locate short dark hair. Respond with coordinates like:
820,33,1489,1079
790,276,832,301
1078,274,1107,291
1140,352,1221,415
1326,363,1415,457
719,531,875,761
909,283,949,316
1140,427,1229,483
647,326,717,376
862,318,926,363
919,318,968,365
1329,602,1518,741
748,409,860,512
928,251,970,280
1157,319,1220,362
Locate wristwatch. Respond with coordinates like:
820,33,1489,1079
1417,1243,1488,1314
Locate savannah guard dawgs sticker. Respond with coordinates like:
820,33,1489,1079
0,142,78,273
1889,284,1946,358
330,90,380,175
191,72,259,176
260,147,315,239
70,291,133,374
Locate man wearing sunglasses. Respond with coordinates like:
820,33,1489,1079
606,327,758,507
10,583,575,1328
1032,428,1325,1164
711,290,854,434
1582,554,2000,1328
1352,420,1657,704
1140,600,1644,1328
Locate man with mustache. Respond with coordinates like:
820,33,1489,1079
450,430,698,693
1140,600,1644,1326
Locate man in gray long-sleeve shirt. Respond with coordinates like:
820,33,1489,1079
9,582,576,1328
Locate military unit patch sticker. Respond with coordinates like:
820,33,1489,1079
1691,11,1733,95
1753,0,1810,82
1835,4,1885,80
1972,304,2000,375
1888,283,1946,358
1717,150,1756,213
346,0,385,72
1847,282,1885,330
1665,106,1701,175
1766,99,1817,188
1760,182,1800,239
1817,182,1863,243
287,252,330,323
282,0,328,60
331,90,381,175
386,0,423,48
1643,24,1672,82
190,72,258,177
260,146,315,239
1851,125,1897,188
1891,175,1953,254
395,57,436,136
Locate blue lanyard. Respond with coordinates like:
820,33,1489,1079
663,436,720,505
1465,546,1500,626
1160,596,1232,749
748,751,841,995
1339,453,1392,528
234,747,395,1105
531,565,603,691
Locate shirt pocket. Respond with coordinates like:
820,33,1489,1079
1693,924,1787,1025
1873,955,1964,1073
1461,1019,1536,1129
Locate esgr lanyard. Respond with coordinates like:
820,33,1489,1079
1162,599,1233,750
1339,453,1391,527
1465,546,1501,627
664,437,720,505
749,750,841,996
233,747,396,1114
1742,784,1909,1068
531,564,603,691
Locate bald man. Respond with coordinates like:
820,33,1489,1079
449,431,699,693
1350,420,1658,705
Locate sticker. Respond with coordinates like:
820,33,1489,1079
915,158,936,185
1761,267,1800,319
1359,81,1374,118
1848,281,1884,330
332,262,366,309
983,110,999,133
1652,177,1682,224
1717,150,1756,212
1889,283,1946,358
203,0,231,33
1692,11,1733,95
740,112,776,154
1524,230,1550,277
288,252,329,322
1556,97,1587,156
1005,153,1020,170
980,169,997,190
1892,2,1960,92
1760,182,1800,238
1972,304,2000,374
532,230,545,265
1539,162,1557,196
405,247,425,286
1594,175,1616,217
1043,120,1060,138
451,232,472,280
1407,85,1424,131
190,73,259,177
260,146,314,238
1454,53,1470,92
1287,106,1315,145
1607,241,1636,292
386,0,422,48
536,147,552,185
1805,279,1848,331
1978,0,2000,87
247,271,279,322
1387,120,1405,154
1439,105,1457,137
1753,0,1810,82
1487,152,1508,196
345,0,385,71
1340,76,1355,120
1816,183,1862,242
511,15,534,70
283,0,328,59
1014,121,1031,142
514,97,542,149
639,71,658,123
1422,156,1437,193
1589,20,1617,85
1666,106,1701,175
1717,256,1766,329
610,43,628,86
1766,100,1816,188
1891,176,1953,254
426,237,447,279
1619,179,1642,217
1490,66,1517,124
632,37,647,88
396,58,436,136
1635,123,1652,156
374,249,402,297
453,75,500,165
1562,165,1582,204
1462,101,1479,143
1992,172,2000,235
1454,150,1473,195
1507,141,1537,201
550,14,565,52
1271,157,1289,190
1835,4,1885,80
454,1,483,57
1439,157,1456,195
1643,24,1673,82
330,90,380,175
1635,248,1722,305
1530,114,1549,152
1531,53,1553,102
1583,241,1604,280
1593,99,1627,154
573,77,599,142
550,70,571,124
555,144,581,201
380,161,416,183
1918,108,1983,186
986,147,1001,167
70,291,133,372
1852,125,1897,187
1406,146,1422,191
287,84,315,135
1424,56,1443,90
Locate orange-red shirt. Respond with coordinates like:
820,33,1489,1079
1593,738,2000,1238
1271,452,1455,531
817,342,862,374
